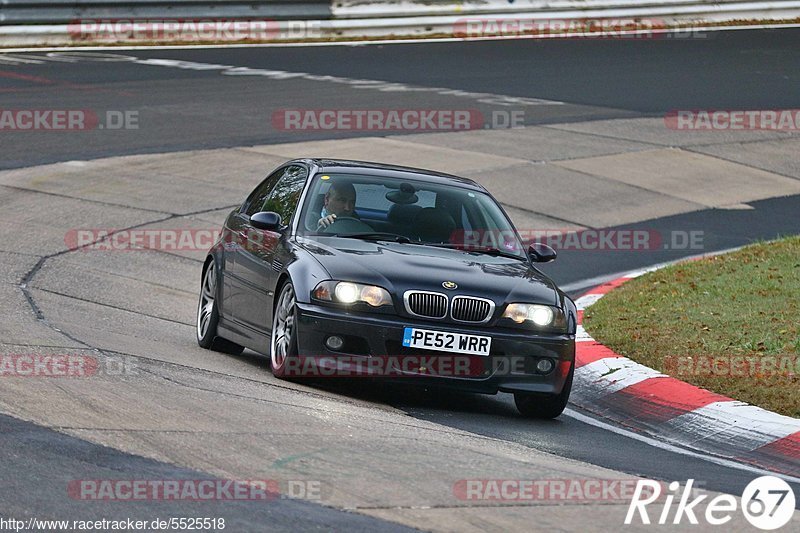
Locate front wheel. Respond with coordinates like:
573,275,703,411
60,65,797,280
196,260,244,355
270,281,299,378
514,366,573,419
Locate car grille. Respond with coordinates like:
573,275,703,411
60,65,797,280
403,291,495,323
451,296,494,323
405,291,447,319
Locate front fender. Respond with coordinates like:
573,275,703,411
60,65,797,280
562,292,578,336
284,245,331,304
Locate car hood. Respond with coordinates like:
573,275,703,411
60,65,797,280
297,236,559,306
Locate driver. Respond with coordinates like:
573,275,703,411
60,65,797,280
317,181,357,229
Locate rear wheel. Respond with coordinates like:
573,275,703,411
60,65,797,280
270,281,299,378
514,366,573,419
196,260,244,355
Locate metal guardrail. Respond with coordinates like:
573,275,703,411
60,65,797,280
1,0,799,45
333,0,735,18
0,1,333,24
330,0,800,21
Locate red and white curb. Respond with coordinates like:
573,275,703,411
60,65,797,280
572,268,800,478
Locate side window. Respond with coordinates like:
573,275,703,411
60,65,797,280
243,167,284,217
262,165,308,225
353,184,391,212
416,190,437,208
352,185,436,213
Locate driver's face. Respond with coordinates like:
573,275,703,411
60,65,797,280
325,189,355,216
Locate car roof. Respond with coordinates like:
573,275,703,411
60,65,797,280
288,158,488,192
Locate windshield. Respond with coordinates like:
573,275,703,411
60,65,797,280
299,172,526,258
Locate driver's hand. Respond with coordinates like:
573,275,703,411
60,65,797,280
317,214,337,229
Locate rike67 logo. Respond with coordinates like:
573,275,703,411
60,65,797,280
626,477,795,530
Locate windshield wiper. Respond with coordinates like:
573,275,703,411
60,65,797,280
468,247,527,260
333,232,414,244
430,243,526,261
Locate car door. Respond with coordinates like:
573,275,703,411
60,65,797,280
235,164,308,334
225,166,285,329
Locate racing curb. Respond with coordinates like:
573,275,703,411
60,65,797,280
571,264,800,479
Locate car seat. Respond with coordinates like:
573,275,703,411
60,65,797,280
412,207,457,243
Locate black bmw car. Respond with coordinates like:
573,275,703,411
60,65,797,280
197,159,578,418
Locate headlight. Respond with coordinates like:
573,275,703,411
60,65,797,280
503,303,557,326
313,281,392,307
334,282,359,303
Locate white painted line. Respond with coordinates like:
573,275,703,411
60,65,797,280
575,324,594,343
2,23,800,53
5,53,77,63
622,266,661,279
0,54,44,64
576,357,665,395
563,408,800,484
575,293,603,310
53,53,564,107
665,401,800,454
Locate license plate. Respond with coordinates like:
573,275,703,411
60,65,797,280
402,327,491,356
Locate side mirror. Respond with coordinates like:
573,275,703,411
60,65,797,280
250,211,282,231
528,242,557,263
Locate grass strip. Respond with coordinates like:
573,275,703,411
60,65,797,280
584,236,800,417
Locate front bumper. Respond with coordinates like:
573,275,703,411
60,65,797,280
294,302,575,395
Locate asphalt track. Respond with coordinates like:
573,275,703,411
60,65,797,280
1,28,800,530
2,27,800,168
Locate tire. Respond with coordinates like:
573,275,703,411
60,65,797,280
270,280,300,378
196,260,244,355
514,365,574,419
